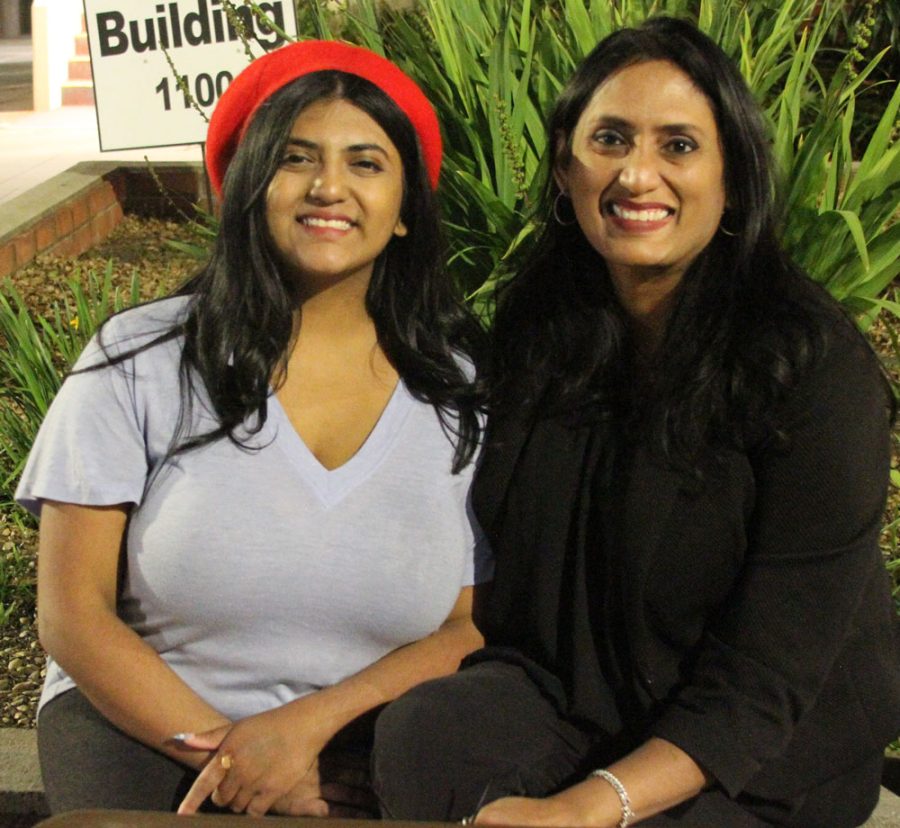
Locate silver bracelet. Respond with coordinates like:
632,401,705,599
590,768,635,828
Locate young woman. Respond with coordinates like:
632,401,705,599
17,40,490,817
373,18,900,827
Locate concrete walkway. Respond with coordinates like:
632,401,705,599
0,106,203,209
0,37,202,210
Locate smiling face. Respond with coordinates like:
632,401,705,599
556,59,726,296
265,97,407,294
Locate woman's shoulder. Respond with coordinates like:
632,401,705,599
792,277,882,377
745,269,877,371
100,294,190,342
82,295,191,366
726,269,891,453
769,276,890,425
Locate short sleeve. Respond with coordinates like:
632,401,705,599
15,299,188,517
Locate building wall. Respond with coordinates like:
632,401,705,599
0,0,24,37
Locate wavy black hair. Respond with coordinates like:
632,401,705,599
97,71,485,471
492,16,881,468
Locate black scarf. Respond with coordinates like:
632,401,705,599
470,411,639,756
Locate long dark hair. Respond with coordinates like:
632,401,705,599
99,71,485,471
492,16,872,468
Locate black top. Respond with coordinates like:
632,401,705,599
471,305,900,817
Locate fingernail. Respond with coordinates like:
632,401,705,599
170,732,194,741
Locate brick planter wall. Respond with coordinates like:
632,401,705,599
0,162,207,280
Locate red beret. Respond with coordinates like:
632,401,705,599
206,40,442,194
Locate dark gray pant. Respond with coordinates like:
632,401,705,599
38,688,200,813
38,687,378,816
372,660,883,827
373,659,594,821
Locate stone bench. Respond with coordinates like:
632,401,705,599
1,728,899,826
0,728,47,823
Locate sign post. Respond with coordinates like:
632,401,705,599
82,0,299,151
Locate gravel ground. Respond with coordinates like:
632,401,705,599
0,215,203,728
0,512,40,727
5,214,205,318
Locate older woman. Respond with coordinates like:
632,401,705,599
18,40,490,817
373,17,900,827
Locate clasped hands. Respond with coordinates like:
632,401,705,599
172,705,375,818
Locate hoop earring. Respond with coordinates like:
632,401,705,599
718,212,739,237
553,192,577,227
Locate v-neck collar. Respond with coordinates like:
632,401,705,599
267,379,414,508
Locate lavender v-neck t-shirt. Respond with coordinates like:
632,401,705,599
17,296,491,721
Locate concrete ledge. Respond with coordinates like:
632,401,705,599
869,790,900,827
0,728,46,817
0,161,206,279
1,727,899,824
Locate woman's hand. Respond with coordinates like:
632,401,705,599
177,586,481,817
474,738,710,827
176,701,330,817
176,711,378,817
474,795,588,827
271,749,377,818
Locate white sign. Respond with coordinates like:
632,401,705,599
83,0,298,150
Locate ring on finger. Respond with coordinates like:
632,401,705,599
220,754,234,770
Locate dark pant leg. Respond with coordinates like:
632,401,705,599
785,752,884,828
38,687,198,813
372,660,593,821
